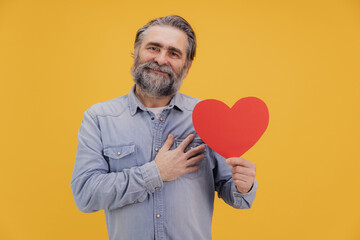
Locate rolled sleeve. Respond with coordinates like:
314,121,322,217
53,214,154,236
232,179,258,209
139,161,163,193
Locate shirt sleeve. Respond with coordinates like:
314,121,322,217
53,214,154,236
211,149,258,209
70,108,163,213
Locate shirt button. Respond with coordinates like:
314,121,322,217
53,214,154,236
155,187,159,190
159,117,164,121
156,214,161,218
117,152,121,156
155,147,159,152
151,117,155,120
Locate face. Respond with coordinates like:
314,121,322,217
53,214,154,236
131,25,191,97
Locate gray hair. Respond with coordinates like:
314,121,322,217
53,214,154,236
134,15,196,63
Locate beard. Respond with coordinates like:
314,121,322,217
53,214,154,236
131,57,186,98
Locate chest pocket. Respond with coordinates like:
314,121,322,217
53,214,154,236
103,144,137,172
175,139,207,179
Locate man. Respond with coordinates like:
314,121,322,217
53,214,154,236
71,15,257,240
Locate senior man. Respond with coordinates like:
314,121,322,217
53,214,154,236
71,15,258,240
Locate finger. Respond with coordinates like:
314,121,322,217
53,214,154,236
226,158,255,168
177,134,195,152
232,173,251,181
160,134,174,152
184,164,200,174
185,144,205,158
231,166,256,177
231,165,250,174
186,154,204,166
233,179,248,187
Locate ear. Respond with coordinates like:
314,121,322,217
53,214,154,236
183,61,193,79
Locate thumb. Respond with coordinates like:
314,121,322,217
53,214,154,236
160,134,174,151
225,158,236,166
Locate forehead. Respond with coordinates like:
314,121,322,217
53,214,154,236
141,25,188,52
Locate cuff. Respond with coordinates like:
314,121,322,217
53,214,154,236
139,161,163,193
232,179,258,199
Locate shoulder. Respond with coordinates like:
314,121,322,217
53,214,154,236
85,94,129,117
176,92,202,112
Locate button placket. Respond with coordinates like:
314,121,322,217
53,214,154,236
153,109,166,239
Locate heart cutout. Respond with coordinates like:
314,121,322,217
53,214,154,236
192,97,269,159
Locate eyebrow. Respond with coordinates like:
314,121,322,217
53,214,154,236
146,42,183,56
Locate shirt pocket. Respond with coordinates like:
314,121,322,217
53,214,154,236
175,139,206,179
103,144,137,172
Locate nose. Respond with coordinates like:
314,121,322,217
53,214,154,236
154,51,169,66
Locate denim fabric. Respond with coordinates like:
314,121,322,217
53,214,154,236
71,85,258,240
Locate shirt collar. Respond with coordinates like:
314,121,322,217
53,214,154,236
128,84,184,116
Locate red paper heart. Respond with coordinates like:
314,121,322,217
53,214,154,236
192,97,269,159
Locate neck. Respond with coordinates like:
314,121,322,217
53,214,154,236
134,84,173,108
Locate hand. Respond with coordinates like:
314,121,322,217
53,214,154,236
226,158,256,194
155,134,205,181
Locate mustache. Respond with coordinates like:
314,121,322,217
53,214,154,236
141,61,174,77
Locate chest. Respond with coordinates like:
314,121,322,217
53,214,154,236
98,109,205,174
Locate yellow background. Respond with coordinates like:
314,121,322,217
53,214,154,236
1,0,359,239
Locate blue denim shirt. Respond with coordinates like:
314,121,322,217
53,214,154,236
71,85,258,240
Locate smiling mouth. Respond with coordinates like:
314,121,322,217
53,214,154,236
148,69,169,76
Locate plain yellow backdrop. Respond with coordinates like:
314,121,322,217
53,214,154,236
1,0,360,239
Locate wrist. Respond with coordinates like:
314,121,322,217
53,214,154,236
235,182,254,193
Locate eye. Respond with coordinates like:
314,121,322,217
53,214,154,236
148,46,159,52
170,51,180,58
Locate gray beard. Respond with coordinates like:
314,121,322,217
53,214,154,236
131,60,186,97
